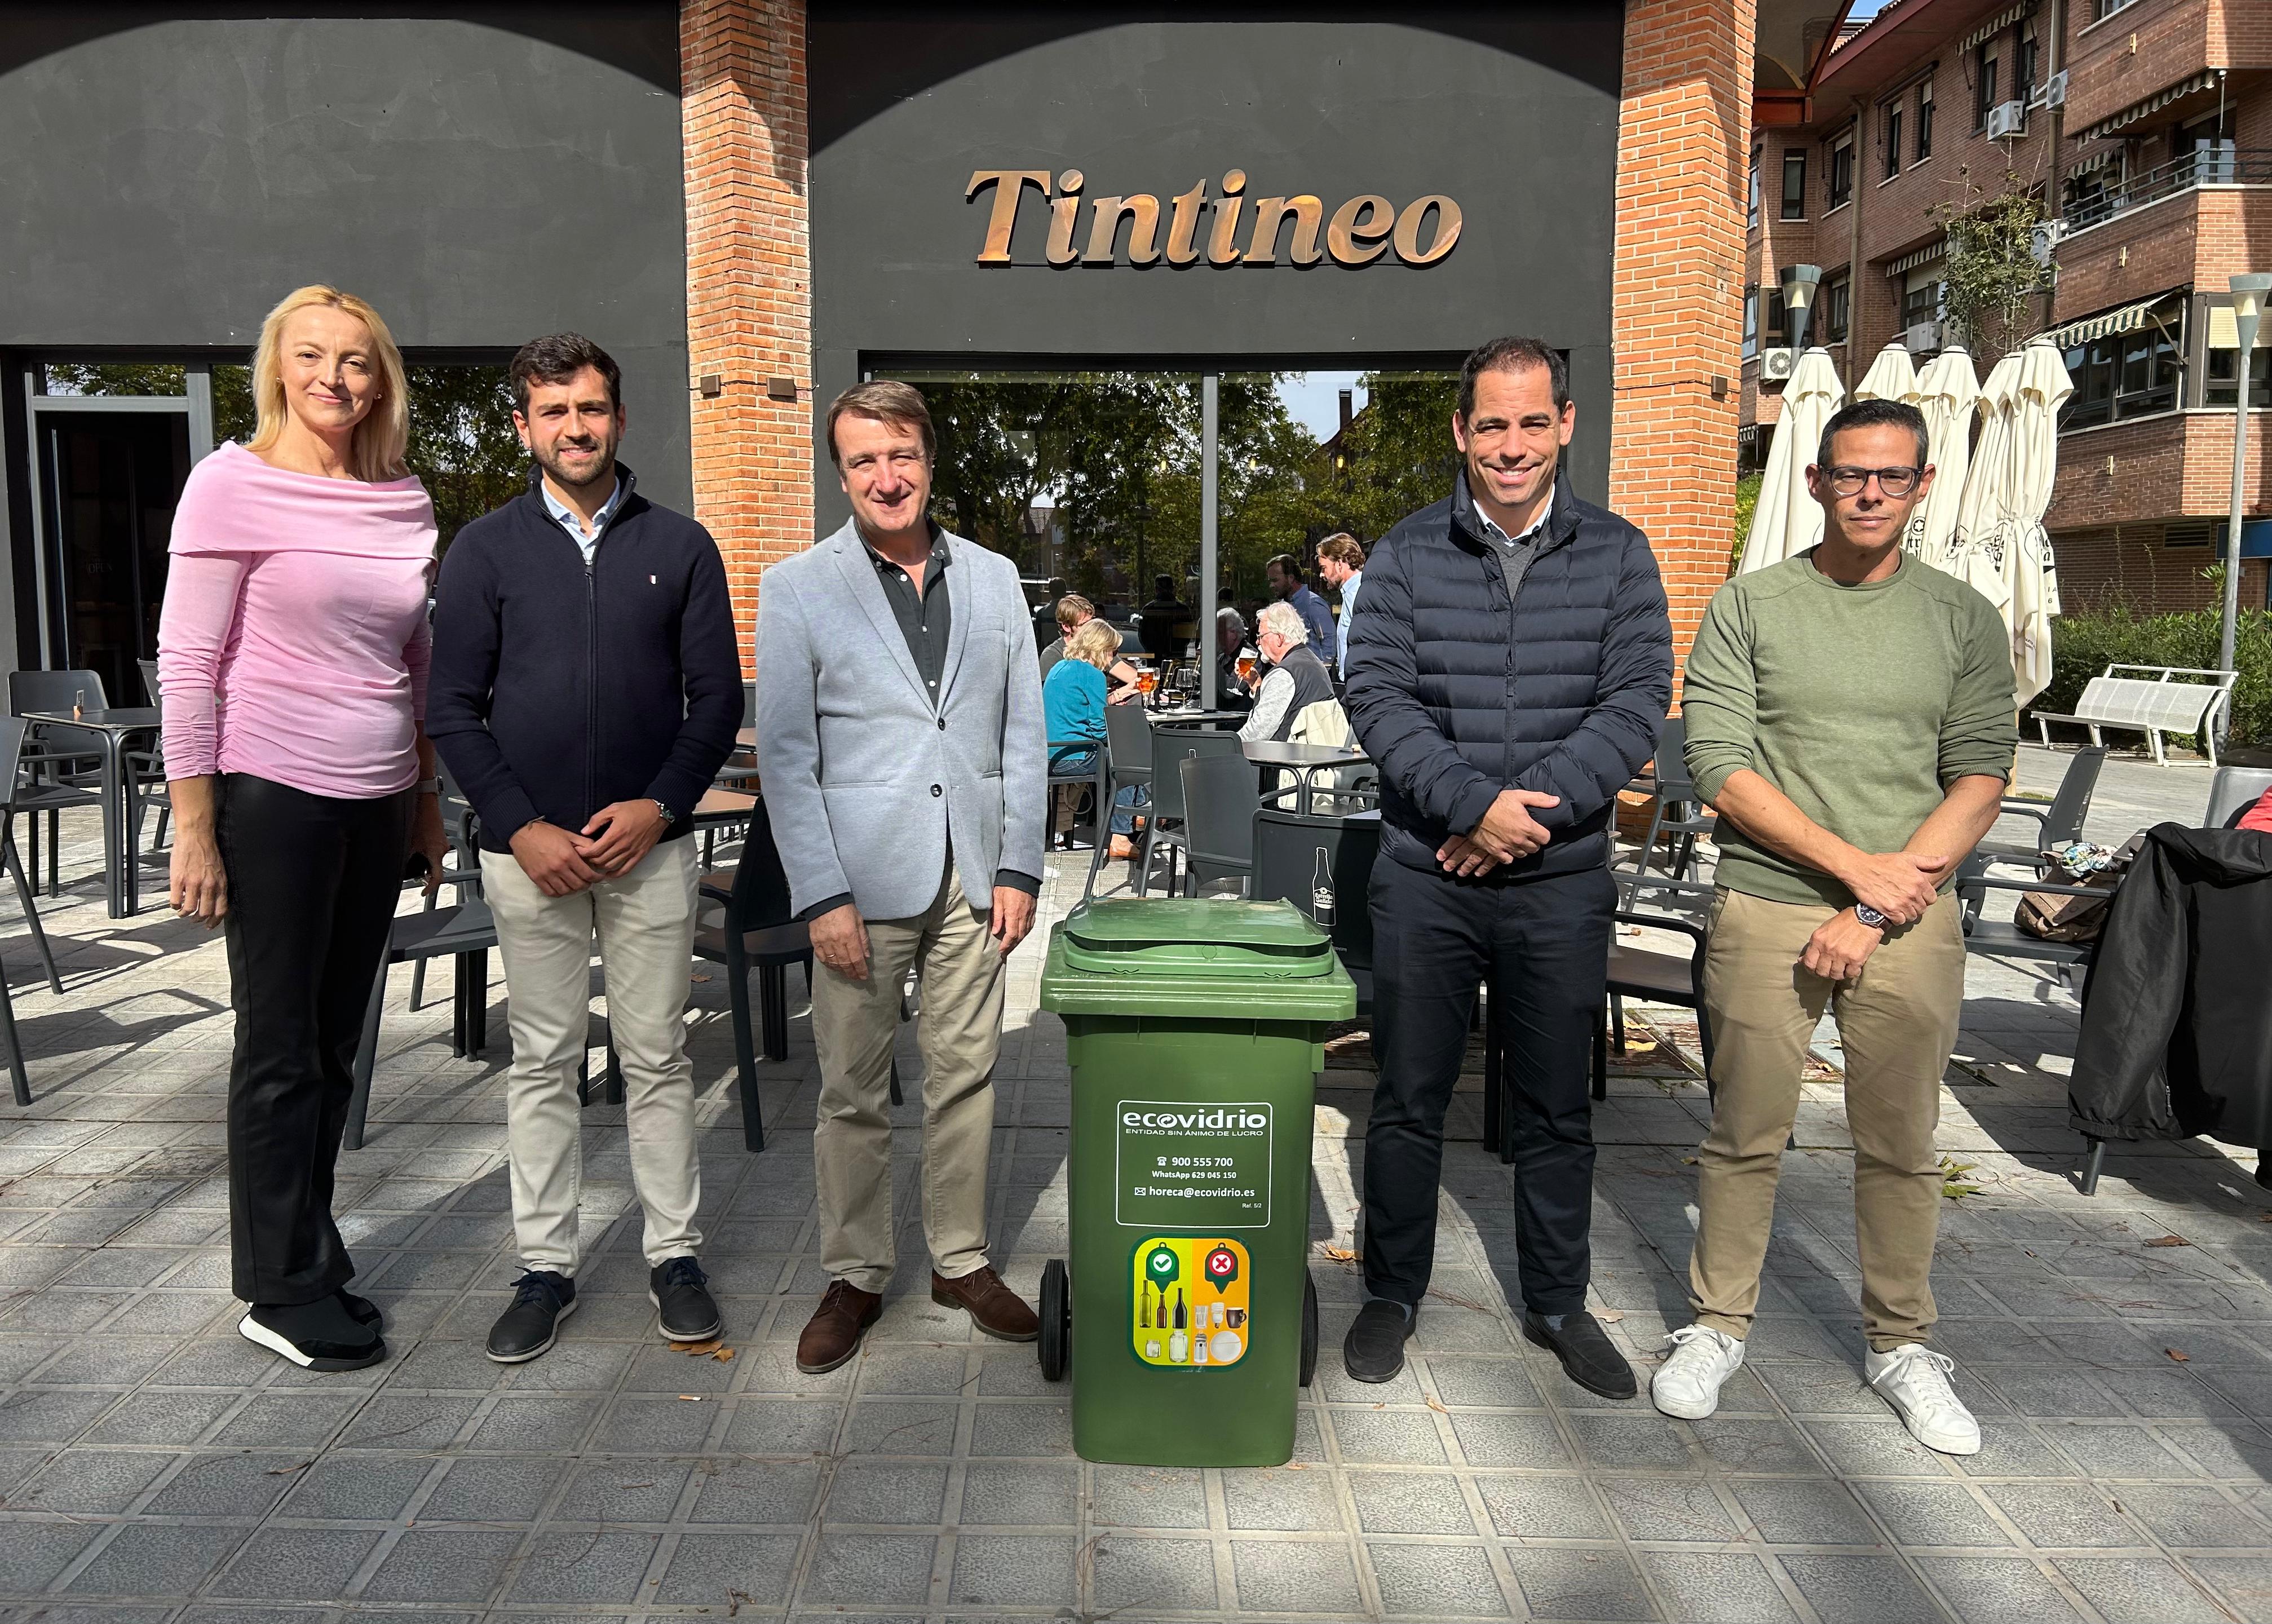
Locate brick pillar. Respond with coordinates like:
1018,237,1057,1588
682,0,812,664
1610,0,1755,684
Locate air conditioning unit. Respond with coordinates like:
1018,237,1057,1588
2029,218,2067,269
1759,347,1798,382
2028,69,2068,111
1904,321,1946,354
1987,100,2027,140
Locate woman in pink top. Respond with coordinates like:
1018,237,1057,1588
158,286,448,1374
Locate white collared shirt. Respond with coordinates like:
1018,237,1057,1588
541,473,625,564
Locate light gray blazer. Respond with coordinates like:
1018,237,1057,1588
754,519,1048,921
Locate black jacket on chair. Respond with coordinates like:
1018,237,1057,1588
2070,823,2272,1187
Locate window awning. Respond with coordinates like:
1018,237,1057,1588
2076,70,2219,141
1959,1,2034,54
1885,240,1944,278
2068,145,2120,178
2045,292,2179,349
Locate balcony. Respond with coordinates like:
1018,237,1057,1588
2066,148,2272,234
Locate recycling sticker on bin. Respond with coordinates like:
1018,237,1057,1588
1114,1099,1272,1228
1130,1237,1250,1369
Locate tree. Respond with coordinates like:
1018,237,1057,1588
1933,167,2051,365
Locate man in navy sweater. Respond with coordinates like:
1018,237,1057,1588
430,335,741,1365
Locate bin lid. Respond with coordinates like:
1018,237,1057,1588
1040,899,1355,1023
1059,899,1336,977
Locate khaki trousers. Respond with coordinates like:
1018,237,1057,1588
481,839,702,1275
1692,888,1965,1351
811,866,1005,1294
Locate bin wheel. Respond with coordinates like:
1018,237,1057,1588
1039,1259,1071,1382
1299,1270,1319,1388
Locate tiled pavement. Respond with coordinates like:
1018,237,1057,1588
0,744,2265,1623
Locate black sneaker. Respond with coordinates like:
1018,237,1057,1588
1342,1299,1416,1384
238,1298,387,1372
487,1270,577,1364
650,1256,722,1343
1523,1310,1638,1400
338,1289,383,1331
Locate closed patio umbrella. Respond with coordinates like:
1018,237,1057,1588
1854,340,1921,406
1951,350,2019,613
2005,338,2074,705
1739,348,1845,575
1910,345,1980,568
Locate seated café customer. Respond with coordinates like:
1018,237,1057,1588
1240,599,1340,745
1216,607,1256,712
1040,593,1140,698
1042,619,1122,843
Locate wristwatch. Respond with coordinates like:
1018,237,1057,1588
1853,903,1890,930
651,799,676,826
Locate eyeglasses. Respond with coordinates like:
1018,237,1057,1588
1823,464,1922,498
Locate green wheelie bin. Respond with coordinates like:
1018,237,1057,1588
1036,897,1356,1467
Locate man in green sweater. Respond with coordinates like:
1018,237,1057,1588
1656,398,2016,1456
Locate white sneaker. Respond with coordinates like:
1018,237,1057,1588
1865,1343,1981,1455
1651,1325,1745,1419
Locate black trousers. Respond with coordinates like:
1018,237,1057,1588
218,774,411,1305
1363,856,1613,1316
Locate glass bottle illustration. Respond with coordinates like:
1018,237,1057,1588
1173,1289,1187,1330
1168,1329,1188,1362
1311,847,1336,927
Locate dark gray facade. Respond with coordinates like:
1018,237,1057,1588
810,7,1624,532
0,6,691,537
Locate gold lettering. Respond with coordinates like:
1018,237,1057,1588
1085,195,1161,265
1393,196,1463,265
1164,180,1208,266
1207,169,1248,267
1047,170,1085,268
1244,194,1323,265
1326,194,1395,266
967,170,1052,265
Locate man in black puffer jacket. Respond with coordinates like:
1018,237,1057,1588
1342,337,1673,1399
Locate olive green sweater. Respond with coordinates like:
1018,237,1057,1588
1681,551,2018,909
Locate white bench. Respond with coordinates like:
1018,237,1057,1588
2031,664,2236,767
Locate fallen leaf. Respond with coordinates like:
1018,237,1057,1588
2165,1347,2190,1362
2111,1499,2123,1513
1681,1156,1699,1166
711,1347,736,1362
1317,1245,1357,1262
1596,1309,1625,1324
1425,1396,1449,1414
264,1461,311,1476
2143,1236,2191,1247
692,973,711,984
673,1338,724,1356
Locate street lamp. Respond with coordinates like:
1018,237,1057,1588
2218,271,2270,723
1781,263,1824,353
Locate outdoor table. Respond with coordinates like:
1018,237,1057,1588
1242,738,1368,816
735,725,757,750
1150,709,1243,728
695,786,757,826
24,707,162,918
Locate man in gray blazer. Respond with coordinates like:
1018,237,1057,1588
755,380,1049,1374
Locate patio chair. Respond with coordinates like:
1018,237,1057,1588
1141,724,1246,897
10,669,108,896
1979,746,2105,873
130,660,169,853
694,797,808,1153
0,719,64,1002
2204,765,2272,829
1180,751,1261,896
1250,806,1377,1015
1091,700,1154,899
1046,737,1110,871
1623,714,1714,882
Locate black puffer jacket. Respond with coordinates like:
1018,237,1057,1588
1345,471,1673,879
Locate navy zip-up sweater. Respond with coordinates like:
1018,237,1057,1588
1345,470,1673,880
428,464,742,855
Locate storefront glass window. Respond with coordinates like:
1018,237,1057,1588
2060,302,2183,430
39,364,188,397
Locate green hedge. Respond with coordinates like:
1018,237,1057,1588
2032,583,2272,749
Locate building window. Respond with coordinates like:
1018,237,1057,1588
1885,102,1903,179
2178,109,2235,183
1902,273,1944,332
1827,131,1855,211
1781,150,1807,219
1748,148,1761,230
1975,44,1999,130
2092,0,2136,19
1743,287,1760,359
1764,288,1789,347
2016,20,2039,110
2205,301,2271,409
1821,273,1851,345
2061,302,2183,430
1917,78,1934,160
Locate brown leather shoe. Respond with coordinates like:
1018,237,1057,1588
795,1281,882,1374
931,1266,1040,1342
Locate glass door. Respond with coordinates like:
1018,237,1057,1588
36,409,189,703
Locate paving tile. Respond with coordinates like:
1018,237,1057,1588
1979,1481,2146,1547
603,1394,730,1453
2162,1424,2272,1482
1477,1472,1614,1539
823,1459,949,1525
0,1387,125,1443
967,1399,1071,1457
686,1458,823,1524
464,1394,602,1452
795,1532,936,1607
2118,1484,2272,1548
1778,1553,1939,1623
1223,1464,1345,1531
1638,1550,1800,1622
2051,1556,2233,1622
1091,1463,1209,1530
1568,1411,1697,1471
2189,1556,2272,1624
1231,1539,1368,1614
1912,1556,2088,1623
1858,1481,2017,1547
1423,1356,1544,1410
211,1528,381,1600
418,1454,567,1522
652,1531,804,1605
1503,1547,1654,1622
556,1458,692,1523
1367,1540,1509,1617
64,1523,248,1599
1693,1415,1824,1475
0,1522,106,1593
1602,1476,1740,1543
142,1450,308,1517
506,1531,661,1603
280,1453,434,1520
960,1458,1079,1526
1449,1410,1568,1468
1730,1477,1884,1546
335,1395,479,1450
12,1447,176,1512
1346,1469,1479,1534
1326,1407,1447,1464
1090,1534,1219,1612
359,1528,524,1603
2043,1422,2204,1479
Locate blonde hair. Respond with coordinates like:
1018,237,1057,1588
247,285,411,482
1066,618,1122,669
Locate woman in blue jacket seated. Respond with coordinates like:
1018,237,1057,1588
1042,618,1126,846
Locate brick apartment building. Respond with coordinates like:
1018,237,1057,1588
1743,0,2272,617
2,2,1827,684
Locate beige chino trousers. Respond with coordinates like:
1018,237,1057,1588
481,839,703,1275
1691,888,1965,1352
811,864,1004,1294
